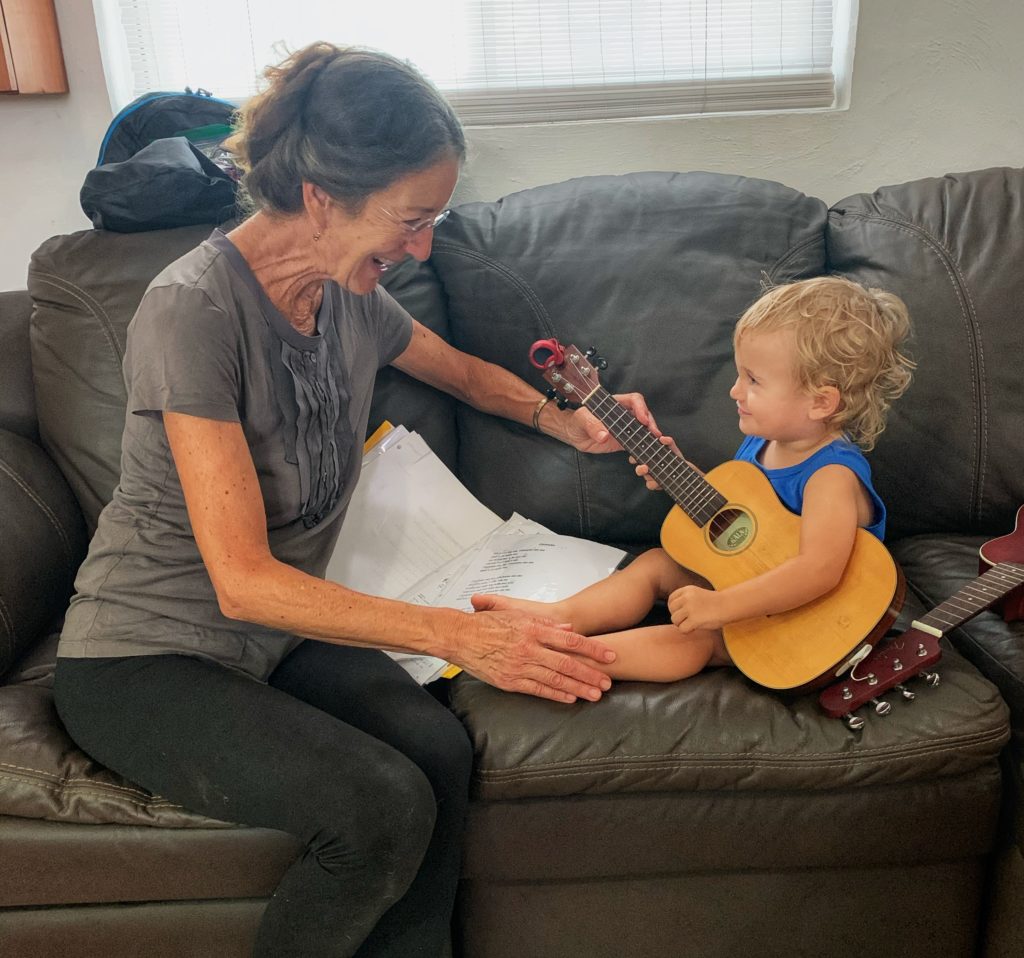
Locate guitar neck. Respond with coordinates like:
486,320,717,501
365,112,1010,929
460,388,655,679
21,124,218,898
583,386,727,526
914,561,1024,635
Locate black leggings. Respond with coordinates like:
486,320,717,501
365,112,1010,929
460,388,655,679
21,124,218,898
54,642,473,958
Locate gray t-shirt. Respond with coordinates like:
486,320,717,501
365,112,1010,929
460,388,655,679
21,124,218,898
58,231,414,680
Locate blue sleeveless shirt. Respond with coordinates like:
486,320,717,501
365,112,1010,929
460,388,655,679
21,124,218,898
734,435,887,540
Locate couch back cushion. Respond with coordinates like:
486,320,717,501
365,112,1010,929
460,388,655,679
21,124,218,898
431,172,828,546
828,167,1024,540
27,226,456,533
28,226,217,534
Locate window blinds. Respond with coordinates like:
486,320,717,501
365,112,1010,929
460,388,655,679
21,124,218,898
103,0,841,123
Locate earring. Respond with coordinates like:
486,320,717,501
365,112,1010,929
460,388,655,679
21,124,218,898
313,230,322,242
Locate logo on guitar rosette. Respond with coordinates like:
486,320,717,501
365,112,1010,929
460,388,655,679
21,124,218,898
710,508,756,554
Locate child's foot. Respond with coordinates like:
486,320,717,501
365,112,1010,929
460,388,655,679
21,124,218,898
470,593,566,621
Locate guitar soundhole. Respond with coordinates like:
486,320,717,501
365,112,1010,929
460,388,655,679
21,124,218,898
708,508,755,554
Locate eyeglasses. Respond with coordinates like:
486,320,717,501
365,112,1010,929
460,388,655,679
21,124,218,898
379,206,451,234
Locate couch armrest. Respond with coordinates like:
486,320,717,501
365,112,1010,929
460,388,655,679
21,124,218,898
0,429,87,679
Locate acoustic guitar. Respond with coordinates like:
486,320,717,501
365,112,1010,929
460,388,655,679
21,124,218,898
530,339,904,692
819,504,1024,727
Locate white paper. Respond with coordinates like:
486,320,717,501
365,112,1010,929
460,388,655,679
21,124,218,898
325,430,503,599
325,428,626,684
433,530,626,612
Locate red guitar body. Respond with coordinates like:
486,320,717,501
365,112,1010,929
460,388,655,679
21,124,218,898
979,505,1024,622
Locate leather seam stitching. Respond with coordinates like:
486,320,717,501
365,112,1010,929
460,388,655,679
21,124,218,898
0,772,181,809
472,728,1008,781
0,457,73,563
30,273,124,367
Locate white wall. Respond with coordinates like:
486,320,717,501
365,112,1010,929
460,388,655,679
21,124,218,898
2,0,1022,292
1,1,112,291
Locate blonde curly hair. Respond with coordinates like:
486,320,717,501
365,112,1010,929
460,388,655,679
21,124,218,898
733,276,915,450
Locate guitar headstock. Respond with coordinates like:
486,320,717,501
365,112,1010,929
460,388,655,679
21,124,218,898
529,339,606,408
818,629,942,727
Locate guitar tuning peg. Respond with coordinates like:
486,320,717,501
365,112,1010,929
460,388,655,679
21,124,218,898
585,346,597,357
556,397,570,410
894,684,916,701
843,713,866,731
869,698,892,715
595,357,608,370
545,387,558,399
920,672,941,687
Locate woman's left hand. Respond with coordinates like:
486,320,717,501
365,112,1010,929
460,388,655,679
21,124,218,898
564,392,659,453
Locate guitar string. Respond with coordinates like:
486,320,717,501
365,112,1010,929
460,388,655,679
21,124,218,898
922,564,1024,629
592,393,720,522
587,388,725,523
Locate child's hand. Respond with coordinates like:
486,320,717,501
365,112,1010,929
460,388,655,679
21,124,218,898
631,435,684,491
668,585,726,633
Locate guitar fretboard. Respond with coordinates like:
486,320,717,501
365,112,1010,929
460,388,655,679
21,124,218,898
585,386,727,526
917,562,1024,634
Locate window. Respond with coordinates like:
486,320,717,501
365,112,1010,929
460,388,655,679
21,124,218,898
95,0,857,125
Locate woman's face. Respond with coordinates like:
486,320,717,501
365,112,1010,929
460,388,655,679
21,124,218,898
320,157,460,295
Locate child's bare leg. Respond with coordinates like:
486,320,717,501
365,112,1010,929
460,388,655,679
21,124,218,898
471,548,697,636
582,624,732,683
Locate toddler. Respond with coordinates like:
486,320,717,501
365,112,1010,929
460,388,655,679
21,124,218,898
472,276,914,682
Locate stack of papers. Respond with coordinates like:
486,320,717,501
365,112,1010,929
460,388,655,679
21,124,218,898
325,424,627,684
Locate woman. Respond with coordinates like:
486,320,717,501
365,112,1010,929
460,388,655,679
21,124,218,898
53,42,655,958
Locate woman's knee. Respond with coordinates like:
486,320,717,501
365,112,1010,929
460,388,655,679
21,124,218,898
313,755,438,890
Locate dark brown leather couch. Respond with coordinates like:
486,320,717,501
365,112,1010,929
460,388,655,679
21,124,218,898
1,168,1022,957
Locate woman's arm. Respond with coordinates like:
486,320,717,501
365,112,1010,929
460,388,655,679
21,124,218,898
162,411,614,703
391,320,658,452
667,464,867,631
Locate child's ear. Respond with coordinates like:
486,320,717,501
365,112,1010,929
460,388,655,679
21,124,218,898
809,385,841,421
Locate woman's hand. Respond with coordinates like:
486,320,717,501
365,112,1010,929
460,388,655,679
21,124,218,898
450,607,615,704
564,392,659,454
667,585,727,633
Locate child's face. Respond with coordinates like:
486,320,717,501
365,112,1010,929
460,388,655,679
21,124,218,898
730,329,821,442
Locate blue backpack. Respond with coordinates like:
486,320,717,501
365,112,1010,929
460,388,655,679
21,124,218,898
97,88,237,165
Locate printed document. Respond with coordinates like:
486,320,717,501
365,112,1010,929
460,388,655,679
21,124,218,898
325,425,627,684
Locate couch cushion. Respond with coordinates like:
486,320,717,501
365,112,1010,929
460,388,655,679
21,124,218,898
0,430,86,679
0,630,228,827
430,171,828,546
828,167,1024,540
0,290,37,440
451,644,1007,801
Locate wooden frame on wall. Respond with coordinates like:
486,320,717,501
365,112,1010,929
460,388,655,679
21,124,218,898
0,0,68,95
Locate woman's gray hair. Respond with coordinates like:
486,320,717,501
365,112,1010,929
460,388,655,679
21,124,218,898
231,42,466,215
